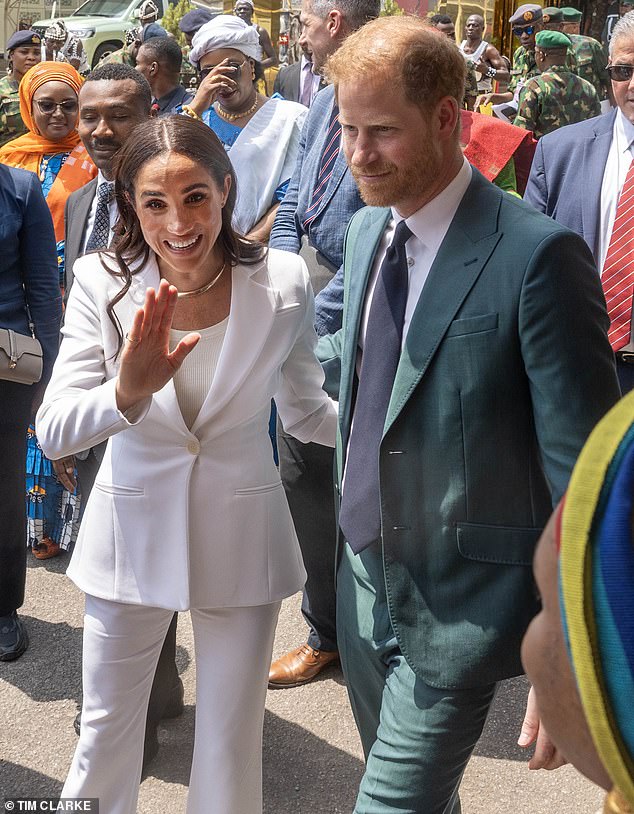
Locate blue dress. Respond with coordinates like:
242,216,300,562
26,153,82,555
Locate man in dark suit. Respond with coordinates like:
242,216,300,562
273,44,325,106
55,62,183,771
525,10,634,393
316,17,620,812
267,0,380,688
135,36,193,115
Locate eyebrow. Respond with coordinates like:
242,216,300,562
141,183,210,197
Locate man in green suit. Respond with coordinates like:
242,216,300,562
316,16,621,813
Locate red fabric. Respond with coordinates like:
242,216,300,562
460,109,537,196
602,159,634,351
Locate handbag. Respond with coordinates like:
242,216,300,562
0,301,43,385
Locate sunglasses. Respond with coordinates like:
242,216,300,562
34,99,78,115
199,60,246,83
608,64,634,81
512,25,535,36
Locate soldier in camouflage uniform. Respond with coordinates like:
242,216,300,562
514,30,601,140
98,28,141,67
476,5,542,109
542,8,611,103
0,30,42,147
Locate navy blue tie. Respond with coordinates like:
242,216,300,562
339,220,412,554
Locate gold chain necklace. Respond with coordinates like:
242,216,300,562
216,95,258,122
168,262,226,300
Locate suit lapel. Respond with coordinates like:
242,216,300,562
581,111,616,264
384,171,503,432
339,208,392,445
66,178,98,288
191,259,278,433
290,63,301,103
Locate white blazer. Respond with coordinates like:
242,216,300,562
36,248,337,610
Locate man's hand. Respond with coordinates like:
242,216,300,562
52,456,77,492
518,686,568,770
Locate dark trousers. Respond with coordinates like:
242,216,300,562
0,380,33,616
76,447,179,731
278,432,338,652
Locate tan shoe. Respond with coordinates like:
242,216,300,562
268,644,339,688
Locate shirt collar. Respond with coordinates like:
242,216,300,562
391,158,472,255
300,53,313,73
615,107,634,154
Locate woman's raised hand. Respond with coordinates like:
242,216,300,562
115,280,200,413
189,59,240,117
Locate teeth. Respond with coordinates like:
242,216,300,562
167,236,198,249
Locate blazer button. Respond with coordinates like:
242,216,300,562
187,440,200,455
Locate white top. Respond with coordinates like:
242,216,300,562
358,159,473,360
345,159,472,489
170,318,229,430
36,249,336,609
599,109,634,272
82,171,119,254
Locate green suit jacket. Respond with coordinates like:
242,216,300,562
318,168,620,689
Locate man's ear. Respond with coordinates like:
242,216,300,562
327,8,345,39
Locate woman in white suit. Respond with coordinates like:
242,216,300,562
36,115,337,813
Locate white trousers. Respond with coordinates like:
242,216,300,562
62,595,281,814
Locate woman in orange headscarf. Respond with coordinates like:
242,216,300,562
0,61,96,560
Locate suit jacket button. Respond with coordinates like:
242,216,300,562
187,440,200,455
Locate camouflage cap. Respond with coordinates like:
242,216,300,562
535,29,571,49
509,4,543,25
561,7,583,22
6,29,41,51
542,7,564,23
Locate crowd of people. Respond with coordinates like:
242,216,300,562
1,0,634,812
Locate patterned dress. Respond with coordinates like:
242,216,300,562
26,153,82,556
513,66,601,140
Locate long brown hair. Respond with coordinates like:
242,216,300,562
103,115,264,354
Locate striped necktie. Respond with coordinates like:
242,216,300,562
302,103,341,230
603,159,634,351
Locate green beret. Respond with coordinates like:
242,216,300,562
509,4,543,25
535,29,572,49
561,7,583,22
542,7,564,23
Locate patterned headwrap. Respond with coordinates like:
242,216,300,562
0,61,95,242
45,20,67,41
559,390,634,807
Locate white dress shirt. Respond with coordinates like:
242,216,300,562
344,159,473,487
81,171,119,254
358,158,473,357
599,109,634,272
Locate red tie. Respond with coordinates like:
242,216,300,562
603,159,634,351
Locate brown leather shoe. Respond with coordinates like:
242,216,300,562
268,644,339,688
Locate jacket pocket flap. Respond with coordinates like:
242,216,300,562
445,313,498,337
456,522,541,566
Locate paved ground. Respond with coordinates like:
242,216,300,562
1,553,605,813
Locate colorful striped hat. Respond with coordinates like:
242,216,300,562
559,390,634,807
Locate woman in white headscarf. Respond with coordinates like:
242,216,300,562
184,15,307,241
